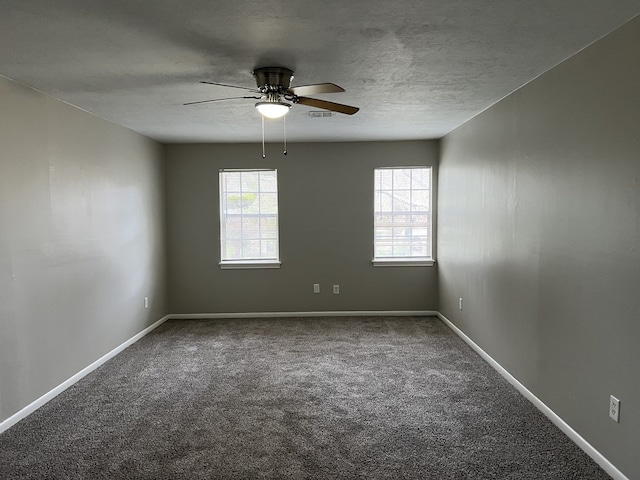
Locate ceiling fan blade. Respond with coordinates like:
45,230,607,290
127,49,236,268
295,97,359,115
288,83,345,96
200,81,261,93
183,96,261,106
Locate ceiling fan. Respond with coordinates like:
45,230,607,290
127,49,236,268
184,66,359,118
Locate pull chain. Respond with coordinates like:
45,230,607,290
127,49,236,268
283,115,287,155
261,115,266,158
260,114,289,158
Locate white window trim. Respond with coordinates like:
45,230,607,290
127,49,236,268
372,258,435,267
219,259,282,270
373,166,434,266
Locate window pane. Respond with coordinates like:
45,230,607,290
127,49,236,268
245,195,261,214
412,169,429,189
393,168,412,189
374,167,432,260
225,194,244,214
412,244,428,257
262,239,278,257
225,240,242,259
225,216,242,239
393,190,411,212
224,174,241,193
380,169,393,189
261,192,278,214
241,172,259,191
260,173,277,192
241,217,259,238
243,239,261,258
412,190,429,211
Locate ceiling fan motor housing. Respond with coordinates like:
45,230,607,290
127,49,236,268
188,67,358,115
253,67,294,93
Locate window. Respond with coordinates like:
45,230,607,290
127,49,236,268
219,169,280,269
373,166,433,266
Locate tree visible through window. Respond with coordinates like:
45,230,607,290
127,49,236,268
374,167,432,262
219,169,279,265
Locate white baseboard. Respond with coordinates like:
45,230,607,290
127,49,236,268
169,310,438,319
435,312,629,480
0,315,171,435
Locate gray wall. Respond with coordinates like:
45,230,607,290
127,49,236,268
0,76,167,424
165,141,438,314
438,16,640,479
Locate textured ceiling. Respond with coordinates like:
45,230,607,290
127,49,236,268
1,1,639,143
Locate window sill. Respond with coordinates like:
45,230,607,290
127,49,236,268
372,258,436,267
219,260,281,270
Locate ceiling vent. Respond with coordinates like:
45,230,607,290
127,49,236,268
308,111,333,118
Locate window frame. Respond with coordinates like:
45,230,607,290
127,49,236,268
218,168,281,270
372,166,435,267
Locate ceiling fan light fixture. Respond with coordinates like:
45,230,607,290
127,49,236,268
255,101,291,119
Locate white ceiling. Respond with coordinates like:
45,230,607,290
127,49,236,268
1,1,639,143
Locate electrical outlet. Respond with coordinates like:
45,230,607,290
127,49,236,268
333,285,340,295
313,284,320,294
144,297,149,309
458,297,463,310
609,395,620,423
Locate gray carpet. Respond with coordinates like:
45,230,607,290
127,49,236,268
0,316,611,479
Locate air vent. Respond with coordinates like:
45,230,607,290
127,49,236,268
308,111,333,118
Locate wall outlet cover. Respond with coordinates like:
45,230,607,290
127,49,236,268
609,395,620,422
